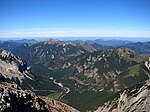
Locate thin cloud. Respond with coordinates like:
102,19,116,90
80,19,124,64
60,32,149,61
0,28,150,38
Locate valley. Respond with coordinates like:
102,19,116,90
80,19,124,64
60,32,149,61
48,76,70,100
0,38,150,112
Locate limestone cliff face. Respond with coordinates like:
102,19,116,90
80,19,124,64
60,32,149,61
0,50,34,89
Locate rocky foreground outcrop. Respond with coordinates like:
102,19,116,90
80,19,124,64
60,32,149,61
0,82,79,112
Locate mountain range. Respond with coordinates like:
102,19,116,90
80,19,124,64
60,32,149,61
123,41,150,55
0,38,150,54
0,38,150,112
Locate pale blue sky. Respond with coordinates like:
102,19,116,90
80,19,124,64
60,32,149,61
0,0,150,38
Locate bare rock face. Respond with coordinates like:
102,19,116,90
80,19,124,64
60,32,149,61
0,50,33,85
145,57,150,71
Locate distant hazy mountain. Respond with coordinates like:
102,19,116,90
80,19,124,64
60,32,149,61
83,39,150,55
0,41,21,51
0,39,37,51
10,39,37,43
67,38,132,46
123,41,150,55
85,38,132,46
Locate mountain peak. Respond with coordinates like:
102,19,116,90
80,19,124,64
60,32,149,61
115,47,135,54
44,38,63,45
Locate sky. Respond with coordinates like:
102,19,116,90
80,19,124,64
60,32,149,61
0,0,150,39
